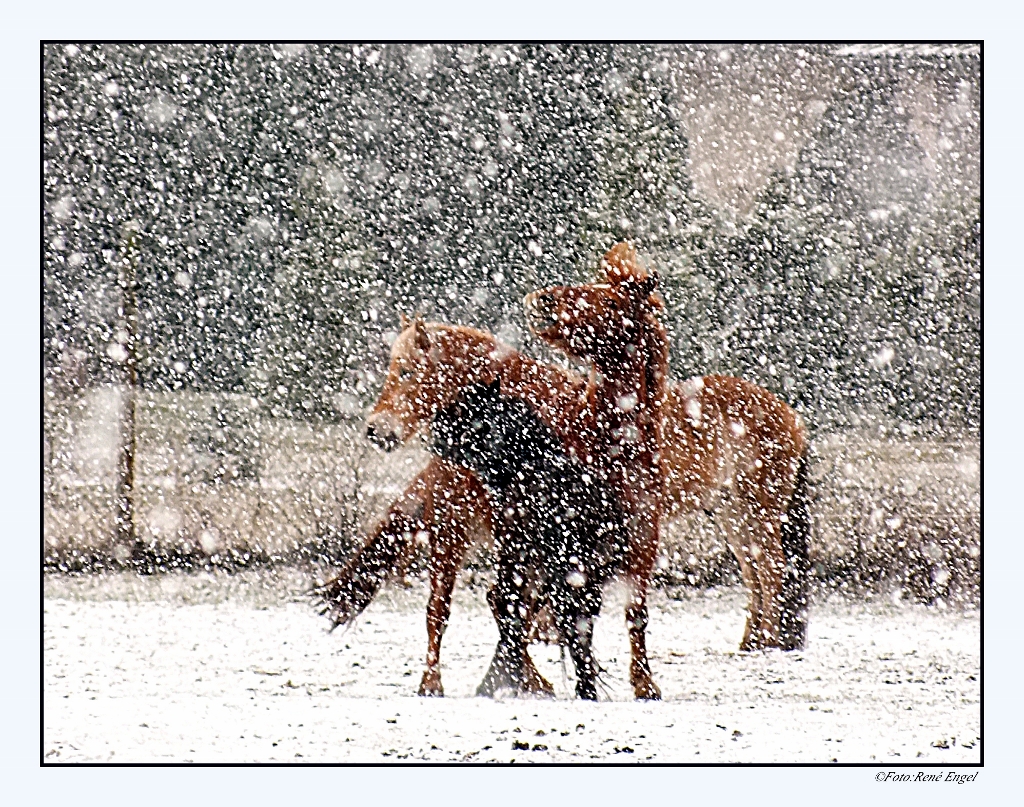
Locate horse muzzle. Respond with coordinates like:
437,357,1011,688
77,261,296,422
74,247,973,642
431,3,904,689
365,413,403,451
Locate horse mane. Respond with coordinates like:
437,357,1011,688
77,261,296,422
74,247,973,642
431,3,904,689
597,243,669,419
640,305,670,422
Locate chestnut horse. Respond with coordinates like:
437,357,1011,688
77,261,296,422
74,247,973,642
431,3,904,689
314,244,810,698
524,243,667,699
315,318,590,697
525,243,811,673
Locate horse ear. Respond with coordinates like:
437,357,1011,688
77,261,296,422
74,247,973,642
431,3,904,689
624,271,658,302
413,318,430,351
400,313,412,329
487,378,502,396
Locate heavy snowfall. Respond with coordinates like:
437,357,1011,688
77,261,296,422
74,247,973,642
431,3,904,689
43,43,980,764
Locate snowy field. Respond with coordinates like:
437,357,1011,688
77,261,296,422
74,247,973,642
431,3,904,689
43,571,979,764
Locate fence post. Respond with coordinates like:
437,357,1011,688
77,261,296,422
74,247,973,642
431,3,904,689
114,221,141,567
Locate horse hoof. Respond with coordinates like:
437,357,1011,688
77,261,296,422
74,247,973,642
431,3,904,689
476,682,521,699
418,673,444,697
577,682,598,701
476,672,510,698
475,681,497,698
523,667,555,697
477,671,531,699
632,679,661,701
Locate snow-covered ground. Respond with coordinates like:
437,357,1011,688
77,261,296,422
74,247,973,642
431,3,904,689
43,571,979,763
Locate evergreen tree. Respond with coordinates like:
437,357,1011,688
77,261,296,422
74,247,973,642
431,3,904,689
685,50,980,434
249,157,380,422
580,46,694,258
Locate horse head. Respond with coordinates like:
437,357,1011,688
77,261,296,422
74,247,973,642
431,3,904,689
365,316,504,451
524,243,661,371
365,315,433,449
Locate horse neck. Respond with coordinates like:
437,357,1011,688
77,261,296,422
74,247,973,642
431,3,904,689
494,352,588,441
589,313,667,425
590,358,650,428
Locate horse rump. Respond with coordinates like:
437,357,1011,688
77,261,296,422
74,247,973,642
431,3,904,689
778,451,811,650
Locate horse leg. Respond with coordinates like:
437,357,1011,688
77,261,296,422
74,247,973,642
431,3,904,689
416,462,490,697
625,516,661,701
625,585,660,699
478,588,519,697
418,525,466,697
477,542,531,697
486,585,554,696
737,550,765,651
721,501,766,651
752,519,786,649
557,585,601,700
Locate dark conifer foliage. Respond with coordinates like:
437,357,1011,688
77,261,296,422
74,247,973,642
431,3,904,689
44,43,978,433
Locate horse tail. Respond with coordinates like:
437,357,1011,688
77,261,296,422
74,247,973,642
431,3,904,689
311,505,423,631
779,450,811,650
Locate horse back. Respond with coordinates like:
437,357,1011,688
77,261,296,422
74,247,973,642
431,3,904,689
494,352,591,455
662,374,808,516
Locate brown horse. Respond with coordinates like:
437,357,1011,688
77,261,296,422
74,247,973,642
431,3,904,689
525,243,812,676
316,318,590,697
314,244,810,697
524,243,667,699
